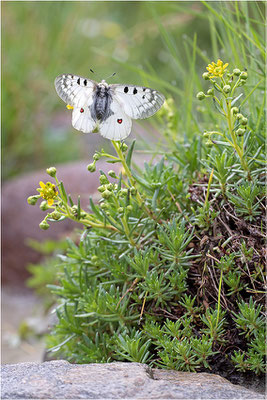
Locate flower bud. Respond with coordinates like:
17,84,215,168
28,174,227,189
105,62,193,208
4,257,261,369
40,200,49,211
233,68,241,76
207,88,214,95
119,188,128,197
100,202,108,209
241,117,248,126
236,128,245,136
205,140,213,147
99,175,109,185
130,187,137,195
236,113,243,120
121,143,128,152
87,163,96,172
93,153,101,161
203,131,209,138
107,183,114,191
202,72,210,80
108,170,117,178
231,107,239,115
39,220,50,230
50,211,61,220
196,91,206,100
91,255,98,263
27,195,39,206
126,205,133,212
71,205,78,214
102,189,112,199
98,185,106,193
118,207,124,213
223,85,231,94
240,71,248,80
46,167,57,177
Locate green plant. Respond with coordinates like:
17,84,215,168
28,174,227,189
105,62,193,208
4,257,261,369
227,183,262,221
28,1,266,383
233,297,265,339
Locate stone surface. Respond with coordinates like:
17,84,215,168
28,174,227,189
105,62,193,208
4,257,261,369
1,360,263,399
2,287,46,364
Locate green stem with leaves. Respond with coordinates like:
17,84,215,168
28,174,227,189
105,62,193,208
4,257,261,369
111,140,157,220
225,99,251,180
53,176,119,232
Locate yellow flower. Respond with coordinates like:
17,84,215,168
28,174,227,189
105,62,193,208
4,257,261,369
66,104,74,110
37,181,58,206
206,59,229,78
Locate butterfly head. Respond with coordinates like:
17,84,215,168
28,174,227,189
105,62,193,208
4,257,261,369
99,80,109,88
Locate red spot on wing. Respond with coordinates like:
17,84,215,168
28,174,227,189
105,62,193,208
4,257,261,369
117,119,122,124
80,108,84,113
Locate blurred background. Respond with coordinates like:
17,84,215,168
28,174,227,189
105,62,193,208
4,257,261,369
2,1,212,181
2,1,264,364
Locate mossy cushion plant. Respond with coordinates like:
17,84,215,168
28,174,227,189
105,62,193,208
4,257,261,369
28,56,266,385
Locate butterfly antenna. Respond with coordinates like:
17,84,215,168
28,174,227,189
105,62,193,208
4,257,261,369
89,68,100,78
105,72,116,80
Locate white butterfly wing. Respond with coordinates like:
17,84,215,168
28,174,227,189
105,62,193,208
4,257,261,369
55,74,97,133
72,107,97,134
99,99,132,141
111,84,165,120
55,74,96,107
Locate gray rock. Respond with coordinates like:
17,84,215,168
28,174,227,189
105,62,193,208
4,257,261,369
1,360,263,399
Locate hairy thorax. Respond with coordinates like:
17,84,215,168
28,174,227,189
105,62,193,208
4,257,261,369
92,85,112,122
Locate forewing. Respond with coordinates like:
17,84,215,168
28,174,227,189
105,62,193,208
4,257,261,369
99,99,132,141
55,74,97,134
54,74,96,107
111,84,165,120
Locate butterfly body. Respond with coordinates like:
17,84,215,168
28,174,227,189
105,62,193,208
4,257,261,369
92,81,113,122
55,74,165,140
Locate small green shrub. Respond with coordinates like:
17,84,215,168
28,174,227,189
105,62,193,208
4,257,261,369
28,1,265,382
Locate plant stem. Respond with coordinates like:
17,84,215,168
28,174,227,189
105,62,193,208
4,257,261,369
54,176,119,232
204,168,214,211
216,268,223,330
111,140,157,220
225,100,251,180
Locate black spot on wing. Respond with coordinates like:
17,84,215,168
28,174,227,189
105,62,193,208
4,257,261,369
84,79,87,86
133,88,137,95
77,78,80,85
124,87,129,93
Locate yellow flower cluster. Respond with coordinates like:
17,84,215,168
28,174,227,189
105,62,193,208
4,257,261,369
37,181,58,206
206,59,229,78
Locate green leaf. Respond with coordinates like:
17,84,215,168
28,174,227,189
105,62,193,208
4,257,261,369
126,140,136,168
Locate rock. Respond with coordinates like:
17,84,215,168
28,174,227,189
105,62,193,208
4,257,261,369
1,360,263,399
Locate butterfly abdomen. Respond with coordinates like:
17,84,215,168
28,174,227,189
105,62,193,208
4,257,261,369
91,86,113,122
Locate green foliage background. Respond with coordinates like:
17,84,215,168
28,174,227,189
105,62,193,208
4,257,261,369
16,0,266,384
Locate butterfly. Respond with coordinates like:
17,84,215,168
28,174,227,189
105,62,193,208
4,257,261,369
54,74,165,141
